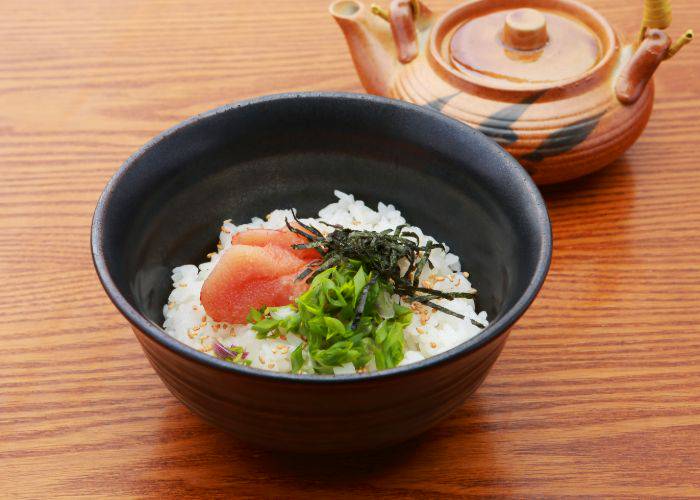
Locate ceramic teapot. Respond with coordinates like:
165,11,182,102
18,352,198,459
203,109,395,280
330,0,692,184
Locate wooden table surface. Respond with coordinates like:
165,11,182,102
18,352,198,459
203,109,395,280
2,0,699,497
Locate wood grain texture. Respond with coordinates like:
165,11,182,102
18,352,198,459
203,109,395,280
0,0,698,497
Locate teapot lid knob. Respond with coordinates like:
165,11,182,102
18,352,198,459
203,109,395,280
503,8,548,51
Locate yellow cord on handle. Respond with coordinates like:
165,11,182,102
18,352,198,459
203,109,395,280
639,0,672,43
370,1,420,22
665,29,694,59
370,4,390,21
641,0,672,29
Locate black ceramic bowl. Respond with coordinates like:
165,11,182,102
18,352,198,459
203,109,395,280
92,92,551,453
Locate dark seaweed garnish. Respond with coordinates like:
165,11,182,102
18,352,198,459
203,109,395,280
285,211,475,320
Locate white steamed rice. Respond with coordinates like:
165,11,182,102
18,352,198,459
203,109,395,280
163,191,488,374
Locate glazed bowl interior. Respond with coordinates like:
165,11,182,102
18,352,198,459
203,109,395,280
94,92,550,379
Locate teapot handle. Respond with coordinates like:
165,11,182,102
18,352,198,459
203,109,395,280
370,0,432,64
389,0,419,63
615,29,670,105
620,0,694,104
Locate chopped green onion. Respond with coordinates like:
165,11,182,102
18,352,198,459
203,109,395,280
290,343,305,373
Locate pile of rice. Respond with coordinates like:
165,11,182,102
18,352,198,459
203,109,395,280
163,191,488,374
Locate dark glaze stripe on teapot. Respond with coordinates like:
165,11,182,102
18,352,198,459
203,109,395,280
475,91,545,146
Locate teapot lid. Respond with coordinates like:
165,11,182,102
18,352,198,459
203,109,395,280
430,0,617,93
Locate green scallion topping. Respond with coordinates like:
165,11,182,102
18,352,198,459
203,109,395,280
243,214,479,374
250,262,412,374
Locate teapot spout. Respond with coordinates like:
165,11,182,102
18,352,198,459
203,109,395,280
330,0,399,96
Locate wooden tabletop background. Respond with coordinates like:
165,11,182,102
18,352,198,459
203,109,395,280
2,0,699,497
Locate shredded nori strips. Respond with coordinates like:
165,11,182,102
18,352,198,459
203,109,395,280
286,212,476,320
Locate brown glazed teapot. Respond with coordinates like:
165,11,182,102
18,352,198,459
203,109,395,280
330,0,692,184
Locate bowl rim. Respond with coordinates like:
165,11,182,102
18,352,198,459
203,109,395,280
91,91,552,384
